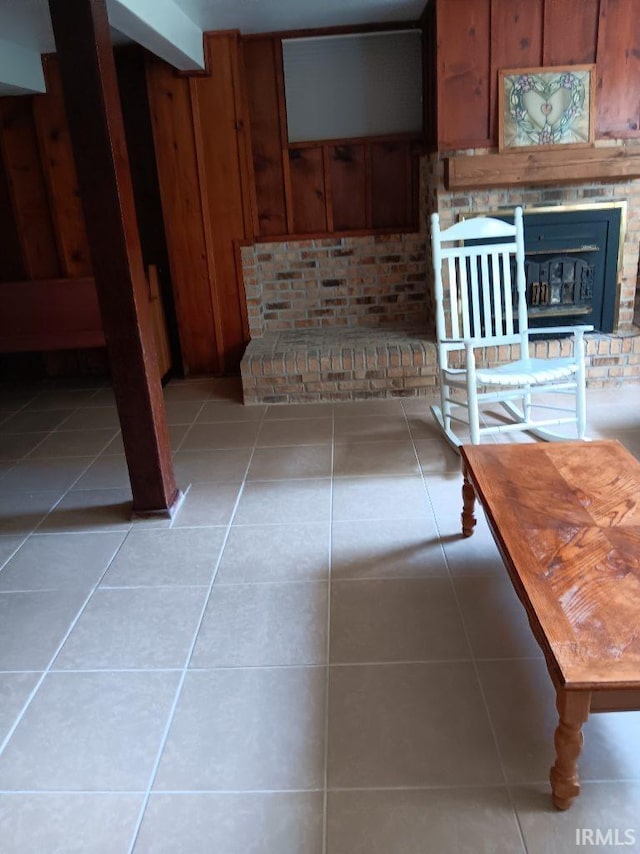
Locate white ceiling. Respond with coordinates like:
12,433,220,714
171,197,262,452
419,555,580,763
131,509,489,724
177,0,426,34
0,0,425,52
0,0,426,96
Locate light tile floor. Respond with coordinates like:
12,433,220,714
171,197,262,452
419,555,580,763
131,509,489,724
0,377,638,853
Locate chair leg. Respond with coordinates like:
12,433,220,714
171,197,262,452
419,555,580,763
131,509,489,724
523,384,532,426
575,332,587,440
576,377,587,440
467,380,481,445
441,381,452,434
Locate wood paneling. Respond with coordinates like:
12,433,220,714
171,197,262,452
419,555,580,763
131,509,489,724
0,98,60,280
148,35,253,374
289,146,327,233
147,265,171,378
190,34,252,371
489,0,544,140
146,58,219,374
596,0,640,136
116,45,179,375
33,56,92,277
436,0,491,147
0,149,24,282
435,0,640,148
242,38,287,235
241,30,420,238
543,0,599,65
0,277,104,351
330,144,367,231
371,141,413,229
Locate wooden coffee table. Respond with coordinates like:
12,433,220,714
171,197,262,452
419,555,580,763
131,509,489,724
460,440,640,810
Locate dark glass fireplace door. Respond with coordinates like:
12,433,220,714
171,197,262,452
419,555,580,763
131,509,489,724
519,212,620,333
462,208,621,335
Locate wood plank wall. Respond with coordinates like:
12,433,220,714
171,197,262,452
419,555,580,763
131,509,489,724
146,33,252,375
1,4,637,378
0,49,181,377
0,55,107,375
434,0,640,149
241,35,420,239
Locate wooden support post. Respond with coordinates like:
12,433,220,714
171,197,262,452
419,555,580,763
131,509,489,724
48,0,180,516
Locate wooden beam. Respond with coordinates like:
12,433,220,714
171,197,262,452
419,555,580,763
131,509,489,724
48,0,180,517
445,146,640,190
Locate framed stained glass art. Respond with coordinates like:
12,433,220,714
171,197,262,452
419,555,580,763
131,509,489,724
498,65,595,152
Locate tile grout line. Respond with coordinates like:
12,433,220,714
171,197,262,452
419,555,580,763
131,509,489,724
439,523,530,854
405,400,530,851
1,777,638,796
170,400,207,455
0,531,132,762
125,398,270,853
321,405,336,854
0,654,545,674
0,400,88,477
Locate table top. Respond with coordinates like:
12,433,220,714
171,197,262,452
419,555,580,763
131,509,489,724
461,440,640,691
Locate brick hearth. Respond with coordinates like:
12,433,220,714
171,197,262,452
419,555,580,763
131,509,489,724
241,327,436,404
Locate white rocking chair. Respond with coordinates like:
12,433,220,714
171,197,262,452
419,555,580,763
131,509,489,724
430,206,591,449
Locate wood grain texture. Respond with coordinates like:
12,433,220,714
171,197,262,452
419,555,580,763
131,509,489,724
445,145,640,189
146,56,219,374
0,144,24,282
289,146,327,233
0,277,104,351
190,33,252,372
550,689,591,810
543,0,599,64
489,0,544,140
436,0,491,147
115,46,181,374
147,265,171,377
435,0,640,148
33,56,92,278
0,98,60,280
461,440,640,810
596,0,640,136
461,440,640,689
371,141,413,229
330,144,367,231
242,37,288,236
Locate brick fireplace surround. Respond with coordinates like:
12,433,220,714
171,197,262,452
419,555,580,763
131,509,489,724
240,143,640,404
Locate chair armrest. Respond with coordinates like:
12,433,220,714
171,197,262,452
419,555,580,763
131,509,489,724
527,325,594,335
440,334,521,348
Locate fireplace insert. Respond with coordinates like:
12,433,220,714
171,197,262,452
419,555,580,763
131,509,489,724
496,204,624,333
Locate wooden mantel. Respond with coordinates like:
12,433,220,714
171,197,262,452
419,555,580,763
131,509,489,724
445,146,640,190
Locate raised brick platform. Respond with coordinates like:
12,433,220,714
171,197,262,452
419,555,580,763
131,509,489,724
241,328,438,404
240,328,640,404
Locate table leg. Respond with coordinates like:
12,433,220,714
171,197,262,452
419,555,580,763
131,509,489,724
461,464,477,538
549,688,591,810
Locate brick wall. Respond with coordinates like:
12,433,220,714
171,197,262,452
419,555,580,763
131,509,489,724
240,232,428,338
